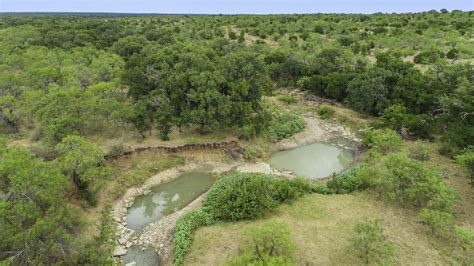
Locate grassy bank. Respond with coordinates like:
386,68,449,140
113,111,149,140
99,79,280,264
185,191,470,265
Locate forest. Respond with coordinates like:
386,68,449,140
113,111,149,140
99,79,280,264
0,10,473,265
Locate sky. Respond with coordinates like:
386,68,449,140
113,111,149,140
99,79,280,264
0,0,472,14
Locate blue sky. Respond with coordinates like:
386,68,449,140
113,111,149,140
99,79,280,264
1,0,472,14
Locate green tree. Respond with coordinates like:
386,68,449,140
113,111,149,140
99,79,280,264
0,147,80,264
228,220,296,265
55,135,108,205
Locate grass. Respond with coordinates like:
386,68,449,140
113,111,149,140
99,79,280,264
184,192,462,265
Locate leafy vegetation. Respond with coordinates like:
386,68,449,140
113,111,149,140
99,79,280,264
203,173,314,221
352,219,395,264
173,209,215,266
265,112,305,141
227,220,295,265
0,146,81,264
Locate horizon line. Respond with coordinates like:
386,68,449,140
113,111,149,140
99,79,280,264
1,9,471,16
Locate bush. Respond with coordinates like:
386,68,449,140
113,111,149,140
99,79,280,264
318,106,335,120
28,143,59,161
228,31,237,40
243,147,263,161
106,144,127,158
272,177,317,202
173,209,215,265
266,113,305,141
362,153,457,210
352,219,395,264
203,173,278,221
362,128,402,153
413,50,444,64
278,95,297,104
227,220,295,265
419,208,453,235
409,141,432,161
455,150,474,185
327,165,366,194
454,226,474,251
237,125,257,140
203,173,313,221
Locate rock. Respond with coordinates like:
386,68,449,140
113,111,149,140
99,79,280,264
118,236,127,245
125,262,137,266
126,241,133,248
112,246,127,257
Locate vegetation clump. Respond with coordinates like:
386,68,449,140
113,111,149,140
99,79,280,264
317,106,335,120
227,220,296,265
203,173,313,221
173,209,215,266
352,219,395,264
266,113,305,141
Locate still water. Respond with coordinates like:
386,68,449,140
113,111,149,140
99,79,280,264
268,142,354,179
125,172,216,231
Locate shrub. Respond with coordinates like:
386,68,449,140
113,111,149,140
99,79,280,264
352,219,395,264
173,209,215,265
454,226,474,251
419,208,453,235
327,165,366,194
377,153,455,209
243,147,263,161
28,143,59,161
266,113,305,141
278,95,297,104
106,144,127,158
227,220,295,265
409,140,432,161
362,128,402,153
413,50,444,64
228,31,237,40
203,173,313,221
203,173,278,221
237,125,257,140
455,150,474,185
272,178,316,202
317,106,335,120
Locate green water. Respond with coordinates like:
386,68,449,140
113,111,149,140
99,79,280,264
125,172,215,231
268,142,354,179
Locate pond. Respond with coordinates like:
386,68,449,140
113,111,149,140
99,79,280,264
267,141,354,179
125,171,216,231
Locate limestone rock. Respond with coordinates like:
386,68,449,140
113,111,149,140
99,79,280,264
113,246,127,257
